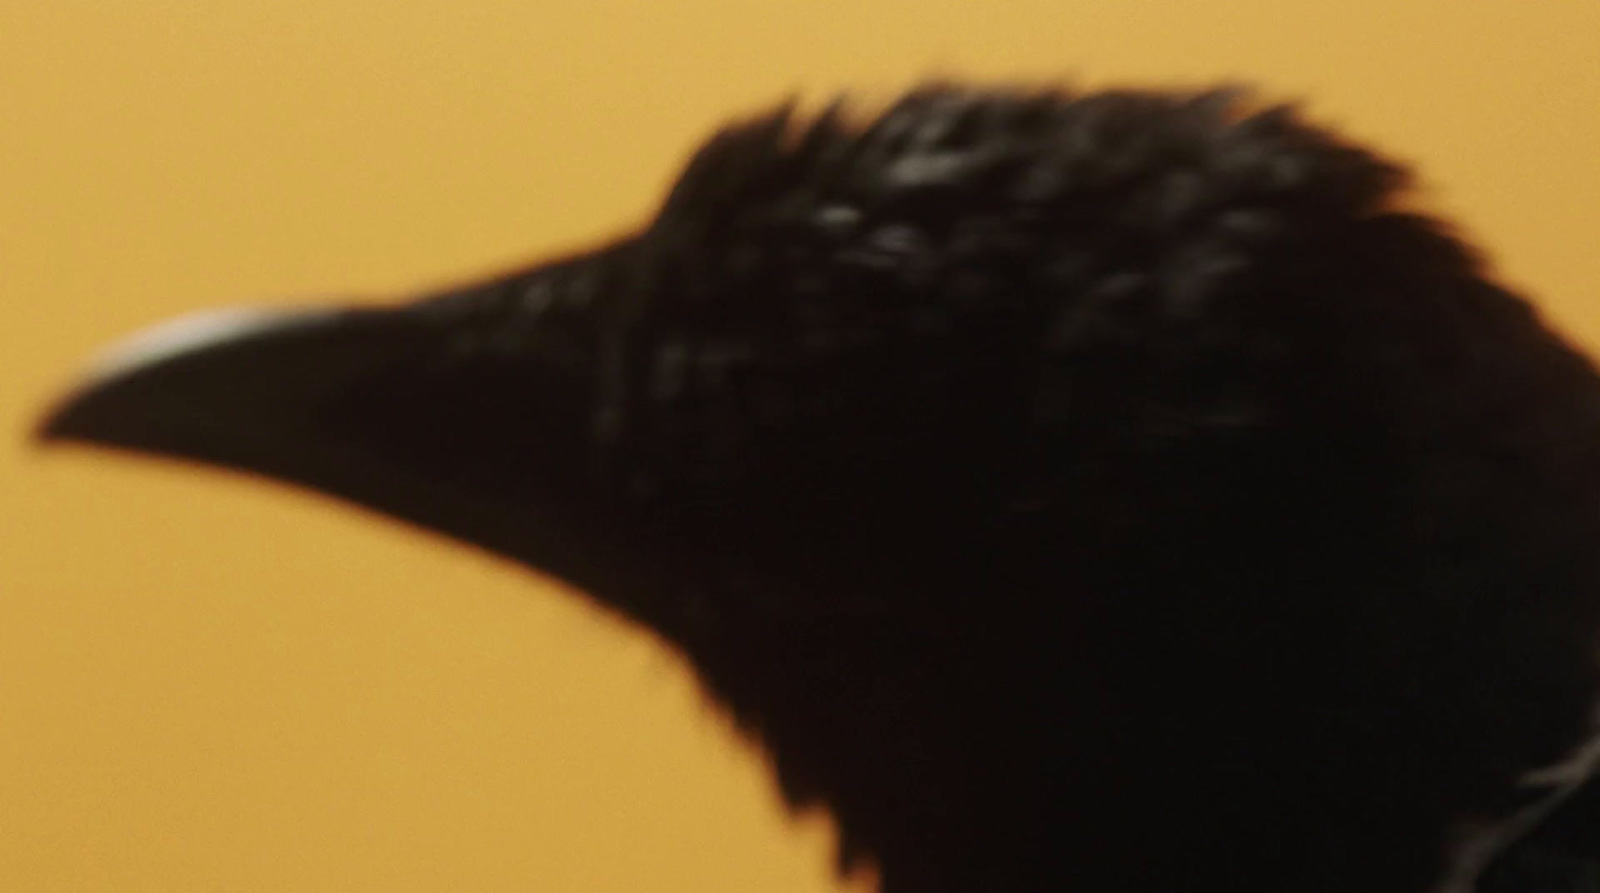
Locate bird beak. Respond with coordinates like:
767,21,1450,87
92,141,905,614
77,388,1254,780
40,304,400,460
35,268,613,586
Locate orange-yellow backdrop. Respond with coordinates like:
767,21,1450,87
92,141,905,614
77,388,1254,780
3,2,1598,891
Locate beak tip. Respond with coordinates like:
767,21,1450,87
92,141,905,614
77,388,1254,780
33,377,142,451
31,304,353,451
34,404,76,445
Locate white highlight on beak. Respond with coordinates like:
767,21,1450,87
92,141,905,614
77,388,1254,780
85,306,336,383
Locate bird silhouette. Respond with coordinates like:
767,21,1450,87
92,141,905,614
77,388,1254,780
38,85,1600,893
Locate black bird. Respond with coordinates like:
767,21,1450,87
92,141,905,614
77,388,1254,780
36,85,1600,893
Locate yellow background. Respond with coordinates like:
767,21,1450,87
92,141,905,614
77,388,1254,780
3,2,1598,890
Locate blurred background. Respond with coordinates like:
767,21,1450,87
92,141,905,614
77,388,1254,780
3,1,1598,890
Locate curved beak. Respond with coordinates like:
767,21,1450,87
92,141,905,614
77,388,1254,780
35,268,615,592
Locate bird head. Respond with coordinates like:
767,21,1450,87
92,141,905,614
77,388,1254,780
37,86,1600,893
